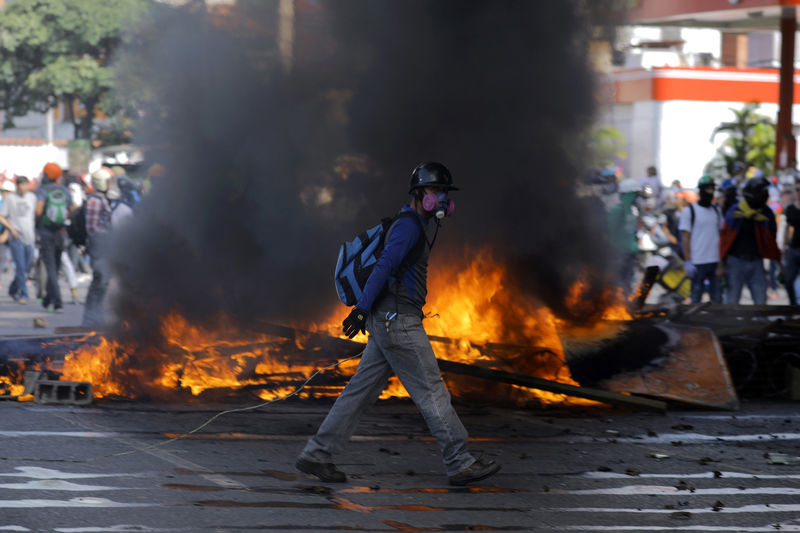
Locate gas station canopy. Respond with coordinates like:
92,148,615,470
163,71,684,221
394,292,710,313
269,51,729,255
628,0,800,29
626,0,800,169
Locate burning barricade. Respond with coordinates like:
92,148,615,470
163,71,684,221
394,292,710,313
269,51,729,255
1,249,782,412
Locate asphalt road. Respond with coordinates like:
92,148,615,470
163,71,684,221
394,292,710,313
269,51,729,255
2,397,800,531
1,256,800,531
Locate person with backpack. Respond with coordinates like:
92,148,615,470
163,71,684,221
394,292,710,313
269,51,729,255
678,175,723,304
296,162,500,487
720,176,782,305
82,167,115,327
35,163,74,312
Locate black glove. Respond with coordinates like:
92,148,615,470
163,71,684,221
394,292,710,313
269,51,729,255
342,307,367,339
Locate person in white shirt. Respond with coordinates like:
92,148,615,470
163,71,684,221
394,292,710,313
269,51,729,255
639,166,663,206
0,177,36,303
678,175,722,304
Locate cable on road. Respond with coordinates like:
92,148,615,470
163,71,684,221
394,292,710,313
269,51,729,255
0,351,363,464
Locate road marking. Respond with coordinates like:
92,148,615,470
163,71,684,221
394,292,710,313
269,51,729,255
561,526,800,531
0,498,150,508
0,467,140,480
0,480,123,491
48,414,248,491
55,527,176,532
549,503,800,514
614,432,800,444
578,471,800,479
554,485,800,495
0,431,117,438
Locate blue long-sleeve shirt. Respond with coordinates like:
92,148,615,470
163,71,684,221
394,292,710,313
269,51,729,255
356,205,428,312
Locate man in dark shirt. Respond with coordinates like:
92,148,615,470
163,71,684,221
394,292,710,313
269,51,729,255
296,162,500,487
720,177,781,304
784,185,800,305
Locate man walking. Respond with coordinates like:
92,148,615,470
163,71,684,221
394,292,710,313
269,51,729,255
296,162,500,487
678,175,722,304
720,177,782,304
82,167,114,327
0,177,36,303
36,163,74,312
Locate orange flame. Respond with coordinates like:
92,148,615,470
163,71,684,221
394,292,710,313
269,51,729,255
58,247,629,406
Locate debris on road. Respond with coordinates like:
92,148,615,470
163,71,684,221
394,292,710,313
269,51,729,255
766,452,800,465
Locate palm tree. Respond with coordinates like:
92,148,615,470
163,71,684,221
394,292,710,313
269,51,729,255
710,102,775,175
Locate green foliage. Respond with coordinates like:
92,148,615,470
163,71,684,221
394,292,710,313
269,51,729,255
709,101,775,176
0,0,151,139
589,126,628,169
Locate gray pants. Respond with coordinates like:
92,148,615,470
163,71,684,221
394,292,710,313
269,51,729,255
299,311,475,476
82,235,111,327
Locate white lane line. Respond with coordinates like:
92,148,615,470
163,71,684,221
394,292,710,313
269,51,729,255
548,503,800,514
0,467,141,480
681,414,800,420
614,432,800,444
0,498,151,508
0,431,117,438
578,471,800,480
553,485,800,495
0,480,124,491
561,526,800,532
55,527,178,532
0,527,31,532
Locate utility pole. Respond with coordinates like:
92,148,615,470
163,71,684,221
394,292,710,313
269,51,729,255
774,6,797,171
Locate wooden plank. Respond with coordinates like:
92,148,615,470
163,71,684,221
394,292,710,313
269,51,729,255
252,323,667,410
435,359,667,412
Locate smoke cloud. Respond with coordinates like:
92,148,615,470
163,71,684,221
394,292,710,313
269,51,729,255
110,0,615,335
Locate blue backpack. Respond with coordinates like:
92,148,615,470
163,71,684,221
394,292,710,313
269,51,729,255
335,211,426,306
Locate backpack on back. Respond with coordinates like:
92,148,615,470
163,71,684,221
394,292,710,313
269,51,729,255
335,211,425,306
67,204,87,246
41,185,69,228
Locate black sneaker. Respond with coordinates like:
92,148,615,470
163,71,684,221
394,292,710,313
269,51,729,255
448,458,500,486
295,458,347,483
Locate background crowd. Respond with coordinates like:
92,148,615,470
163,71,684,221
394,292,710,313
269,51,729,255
597,162,800,306
0,162,150,327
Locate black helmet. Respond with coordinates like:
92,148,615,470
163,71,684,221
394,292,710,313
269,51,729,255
743,176,769,209
409,162,458,193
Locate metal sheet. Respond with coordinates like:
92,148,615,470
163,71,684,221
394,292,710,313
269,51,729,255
597,324,739,410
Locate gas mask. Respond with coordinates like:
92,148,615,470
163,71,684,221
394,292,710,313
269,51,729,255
421,191,454,219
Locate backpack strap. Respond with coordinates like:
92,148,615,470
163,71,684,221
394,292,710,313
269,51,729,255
689,203,695,230
390,210,430,277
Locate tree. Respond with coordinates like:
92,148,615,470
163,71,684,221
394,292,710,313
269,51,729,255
710,101,775,176
588,126,627,169
0,0,150,139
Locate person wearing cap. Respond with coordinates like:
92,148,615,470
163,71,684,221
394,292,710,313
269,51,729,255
296,162,500,487
0,177,36,304
35,163,75,312
678,175,723,304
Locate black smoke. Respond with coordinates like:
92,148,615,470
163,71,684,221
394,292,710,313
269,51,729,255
110,0,616,334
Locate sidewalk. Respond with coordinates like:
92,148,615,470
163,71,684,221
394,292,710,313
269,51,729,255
0,258,90,336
